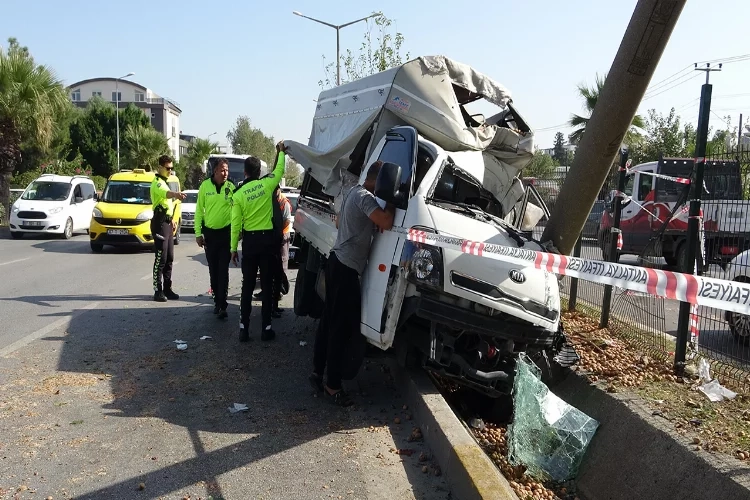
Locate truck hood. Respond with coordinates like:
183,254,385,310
425,204,559,326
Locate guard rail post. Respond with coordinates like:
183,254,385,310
600,150,629,328
568,234,582,311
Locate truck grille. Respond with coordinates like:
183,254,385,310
94,217,141,226
17,211,46,219
450,272,557,322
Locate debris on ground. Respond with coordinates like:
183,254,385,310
507,354,599,483
228,403,248,413
697,359,737,402
200,336,213,341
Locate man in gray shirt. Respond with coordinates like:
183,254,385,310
311,160,395,406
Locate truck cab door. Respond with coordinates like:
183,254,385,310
511,182,551,239
358,126,417,345
621,168,654,252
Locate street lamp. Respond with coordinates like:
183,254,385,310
115,72,135,171
207,131,217,140
293,10,382,86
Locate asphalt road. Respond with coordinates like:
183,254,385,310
0,229,449,499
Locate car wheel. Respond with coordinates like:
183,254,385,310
62,218,74,239
90,242,103,253
728,311,750,345
10,231,23,240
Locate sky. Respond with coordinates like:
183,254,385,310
2,0,748,151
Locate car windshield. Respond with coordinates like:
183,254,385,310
431,161,504,219
184,192,198,204
21,181,71,201
102,180,152,204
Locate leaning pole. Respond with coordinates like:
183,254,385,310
541,0,687,255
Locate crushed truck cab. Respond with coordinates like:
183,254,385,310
288,56,571,397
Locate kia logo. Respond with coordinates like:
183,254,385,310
509,269,526,284
116,219,122,224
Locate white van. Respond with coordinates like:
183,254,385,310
9,174,97,239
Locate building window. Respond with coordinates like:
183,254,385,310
111,91,122,102
172,126,176,138
92,91,102,98
134,91,145,102
71,89,81,101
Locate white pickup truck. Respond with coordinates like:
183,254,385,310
287,56,571,397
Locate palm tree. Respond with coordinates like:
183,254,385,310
185,137,218,167
0,39,69,221
121,124,170,171
568,72,645,145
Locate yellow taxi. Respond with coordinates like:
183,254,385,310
89,168,182,252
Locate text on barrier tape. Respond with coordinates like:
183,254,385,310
392,226,750,316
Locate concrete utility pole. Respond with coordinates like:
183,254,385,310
541,0,687,255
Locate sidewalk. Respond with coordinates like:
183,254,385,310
0,285,449,499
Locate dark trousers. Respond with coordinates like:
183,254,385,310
240,231,276,331
204,225,231,310
270,235,289,310
151,220,174,292
313,252,361,391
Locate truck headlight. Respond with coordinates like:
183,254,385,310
92,207,103,218
401,240,443,289
136,209,154,221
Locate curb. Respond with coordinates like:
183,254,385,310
388,359,518,500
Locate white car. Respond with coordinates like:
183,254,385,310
724,250,750,343
9,174,97,239
180,190,199,231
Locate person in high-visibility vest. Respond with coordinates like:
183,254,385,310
255,185,292,316
195,158,235,319
150,155,187,302
231,141,287,342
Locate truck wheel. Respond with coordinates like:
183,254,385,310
676,242,691,272
664,253,677,267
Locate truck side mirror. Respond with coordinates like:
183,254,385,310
374,162,402,204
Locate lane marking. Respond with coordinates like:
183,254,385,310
0,301,100,357
0,257,30,267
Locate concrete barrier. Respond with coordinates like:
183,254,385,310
389,360,518,500
554,373,750,500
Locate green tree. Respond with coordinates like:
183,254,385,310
68,97,150,177
0,38,69,221
552,132,569,165
121,124,169,171
283,157,302,187
523,149,557,178
226,116,275,164
568,72,645,145
629,108,696,164
319,14,409,88
182,137,218,188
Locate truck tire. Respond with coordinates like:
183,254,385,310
293,243,324,318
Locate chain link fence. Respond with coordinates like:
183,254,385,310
529,147,750,391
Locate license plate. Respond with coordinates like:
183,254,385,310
23,220,43,227
107,229,129,235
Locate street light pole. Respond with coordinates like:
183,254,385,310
292,10,382,86
115,72,135,171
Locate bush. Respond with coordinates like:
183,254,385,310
91,175,107,192
11,152,94,188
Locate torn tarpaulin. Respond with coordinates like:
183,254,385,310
508,354,599,482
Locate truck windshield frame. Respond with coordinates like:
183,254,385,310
428,158,505,219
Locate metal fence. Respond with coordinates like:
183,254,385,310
530,147,750,391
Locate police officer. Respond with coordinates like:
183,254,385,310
150,155,187,302
231,141,287,342
195,158,235,319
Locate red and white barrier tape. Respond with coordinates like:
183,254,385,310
393,226,750,316
630,170,691,185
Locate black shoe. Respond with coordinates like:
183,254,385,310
253,291,263,300
213,305,220,314
164,289,180,300
239,327,250,342
217,308,228,320
324,388,353,407
261,328,276,341
154,291,167,303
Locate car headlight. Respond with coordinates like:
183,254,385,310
400,240,443,289
136,209,154,221
92,207,103,218
48,207,63,215
11,205,19,213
